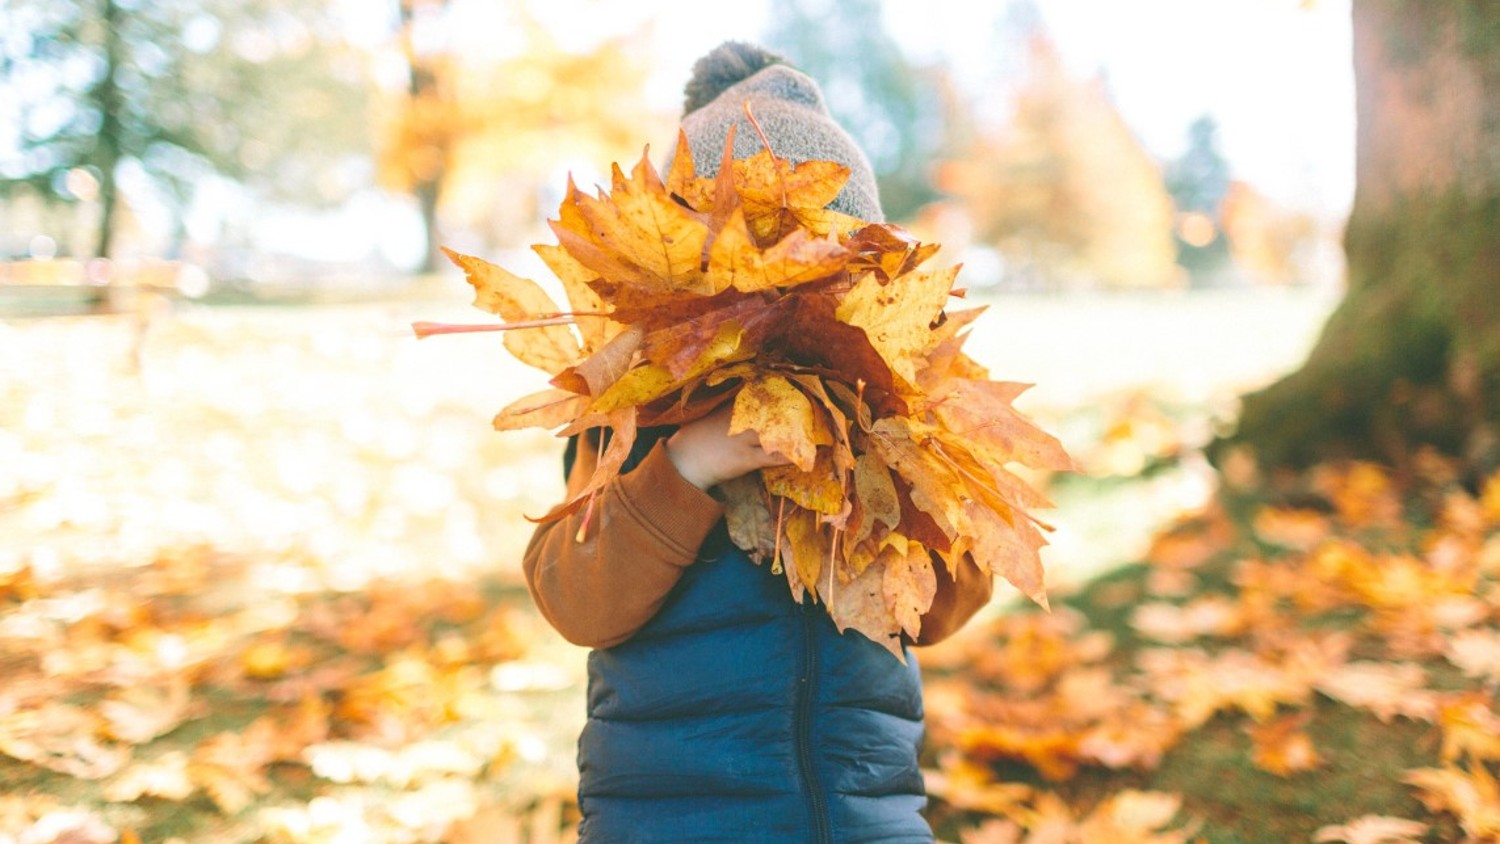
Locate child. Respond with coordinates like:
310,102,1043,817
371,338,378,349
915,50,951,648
522,42,993,844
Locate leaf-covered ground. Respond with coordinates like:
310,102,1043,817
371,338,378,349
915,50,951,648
924,457,1500,843
20,290,1477,844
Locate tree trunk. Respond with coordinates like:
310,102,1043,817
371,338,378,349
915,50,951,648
1218,0,1500,479
399,0,448,274
93,0,124,258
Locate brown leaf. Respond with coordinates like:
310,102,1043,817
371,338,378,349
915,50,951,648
718,475,777,564
883,544,937,639
641,296,760,380
826,554,904,662
492,389,589,432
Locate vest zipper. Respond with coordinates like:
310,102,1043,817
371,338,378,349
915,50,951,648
796,600,833,844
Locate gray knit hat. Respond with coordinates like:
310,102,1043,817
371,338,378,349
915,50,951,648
678,42,884,223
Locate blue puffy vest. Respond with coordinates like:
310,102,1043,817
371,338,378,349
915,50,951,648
566,433,933,843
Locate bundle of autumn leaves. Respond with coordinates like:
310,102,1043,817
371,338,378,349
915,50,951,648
421,127,1073,658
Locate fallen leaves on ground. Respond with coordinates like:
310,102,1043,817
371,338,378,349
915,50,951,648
926,458,1500,842
0,312,582,843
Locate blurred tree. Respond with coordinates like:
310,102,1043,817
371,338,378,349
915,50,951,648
1166,115,1235,286
0,0,370,258
1223,0,1500,477
1220,180,1329,287
377,6,657,271
384,0,455,275
763,0,949,221
938,37,1178,290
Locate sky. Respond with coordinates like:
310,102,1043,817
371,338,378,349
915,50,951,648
4,0,1357,264
514,0,1357,217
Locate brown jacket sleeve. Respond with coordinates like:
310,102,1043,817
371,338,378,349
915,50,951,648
522,437,994,649
522,439,725,649
913,553,993,647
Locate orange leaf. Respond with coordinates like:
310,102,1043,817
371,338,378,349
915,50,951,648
930,379,1075,472
1249,712,1323,776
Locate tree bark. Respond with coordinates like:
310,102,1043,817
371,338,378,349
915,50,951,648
1218,0,1500,479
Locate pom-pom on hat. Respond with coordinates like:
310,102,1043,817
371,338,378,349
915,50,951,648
678,41,884,223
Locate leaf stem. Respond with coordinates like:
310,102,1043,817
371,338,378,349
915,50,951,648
411,316,576,338
742,100,788,208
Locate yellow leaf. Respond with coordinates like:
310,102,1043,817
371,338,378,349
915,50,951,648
731,374,820,472
852,453,901,545
837,267,955,386
784,506,824,595
731,150,850,219
574,155,709,290
532,242,612,352
764,449,845,515
589,363,676,414
443,248,581,375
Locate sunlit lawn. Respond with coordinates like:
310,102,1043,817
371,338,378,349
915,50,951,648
0,285,1336,842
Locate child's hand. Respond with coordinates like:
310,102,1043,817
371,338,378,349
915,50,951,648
665,402,791,490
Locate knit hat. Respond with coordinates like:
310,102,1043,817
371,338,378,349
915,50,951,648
677,42,884,223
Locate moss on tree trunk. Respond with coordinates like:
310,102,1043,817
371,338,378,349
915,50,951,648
1218,0,1500,478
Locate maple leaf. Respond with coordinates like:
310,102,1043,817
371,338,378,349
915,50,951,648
1313,661,1438,723
1248,712,1323,776
0,704,130,780
419,133,1071,653
97,679,195,745
1313,815,1429,844
836,267,956,388
882,543,937,640
104,751,196,802
1404,763,1500,840
443,248,583,375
